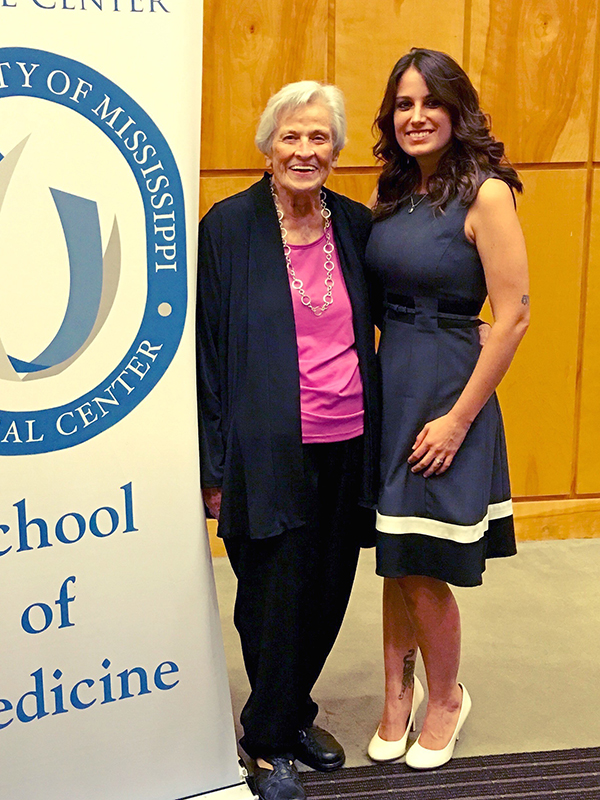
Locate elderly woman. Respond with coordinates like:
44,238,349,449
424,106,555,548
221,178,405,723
365,49,529,770
196,81,378,800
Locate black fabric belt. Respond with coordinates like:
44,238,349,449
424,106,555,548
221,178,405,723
384,292,482,328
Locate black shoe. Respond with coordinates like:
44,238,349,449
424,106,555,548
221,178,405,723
295,725,345,772
253,758,306,800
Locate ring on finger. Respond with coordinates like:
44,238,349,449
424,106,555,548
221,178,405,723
435,457,444,465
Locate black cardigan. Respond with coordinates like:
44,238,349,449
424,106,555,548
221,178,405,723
196,174,380,540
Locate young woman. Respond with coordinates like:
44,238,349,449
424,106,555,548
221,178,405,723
365,48,529,770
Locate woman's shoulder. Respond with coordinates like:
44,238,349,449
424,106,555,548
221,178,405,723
464,176,520,243
471,177,516,213
477,177,514,199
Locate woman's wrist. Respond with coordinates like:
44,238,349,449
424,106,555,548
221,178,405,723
448,406,475,431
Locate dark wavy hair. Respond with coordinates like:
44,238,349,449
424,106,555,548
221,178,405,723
373,48,522,219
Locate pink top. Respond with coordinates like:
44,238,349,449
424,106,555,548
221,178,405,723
288,231,364,443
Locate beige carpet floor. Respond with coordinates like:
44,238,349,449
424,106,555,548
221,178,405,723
212,538,600,768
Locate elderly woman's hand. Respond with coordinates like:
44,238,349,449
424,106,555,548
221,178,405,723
407,413,471,477
202,486,222,520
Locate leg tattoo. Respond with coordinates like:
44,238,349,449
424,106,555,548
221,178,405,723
398,648,416,700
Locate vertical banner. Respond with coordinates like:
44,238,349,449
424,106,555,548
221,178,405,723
0,4,250,800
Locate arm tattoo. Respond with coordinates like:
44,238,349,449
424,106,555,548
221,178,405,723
397,648,416,700
521,295,529,305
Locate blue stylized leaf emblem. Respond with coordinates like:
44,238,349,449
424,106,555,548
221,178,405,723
0,137,120,381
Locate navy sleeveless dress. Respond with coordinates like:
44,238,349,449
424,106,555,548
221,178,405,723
366,194,516,587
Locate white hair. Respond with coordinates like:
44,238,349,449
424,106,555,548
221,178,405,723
255,81,347,156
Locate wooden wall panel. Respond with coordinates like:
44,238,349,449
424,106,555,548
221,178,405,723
200,174,260,218
325,171,378,206
335,0,464,167
596,84,600,164
201,0,328,171
514,499,600,540
469,0,597,163
206,520,226,557
497,169,586,497
576,169,600,493
199,0,600,533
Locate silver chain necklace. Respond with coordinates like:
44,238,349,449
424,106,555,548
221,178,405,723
408,193,428,213
270,180,335,317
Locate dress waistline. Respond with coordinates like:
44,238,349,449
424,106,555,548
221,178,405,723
384,292,481,329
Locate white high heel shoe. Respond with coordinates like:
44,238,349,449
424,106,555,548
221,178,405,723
405,683,471,770
367,676,425,762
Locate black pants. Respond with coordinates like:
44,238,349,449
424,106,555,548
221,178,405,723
224,437,364,759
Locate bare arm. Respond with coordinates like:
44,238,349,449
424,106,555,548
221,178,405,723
409,179,529,477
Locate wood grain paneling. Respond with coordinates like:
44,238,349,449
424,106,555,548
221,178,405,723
199,1,600,550
200,174,261,218
470,0,597,163
206,520,227,557
497,169,586,497
201,0,328,171
326,170,378,206
595,58,600,163
576,169,600,493
514,498,600,540
335,0,464,167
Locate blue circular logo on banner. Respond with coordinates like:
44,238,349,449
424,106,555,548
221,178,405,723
0,47,187,455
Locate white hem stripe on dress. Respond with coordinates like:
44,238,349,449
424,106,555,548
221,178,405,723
376,499,513,545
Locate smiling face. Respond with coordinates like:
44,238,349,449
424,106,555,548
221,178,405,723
394,66,453,171
267,102,338,201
